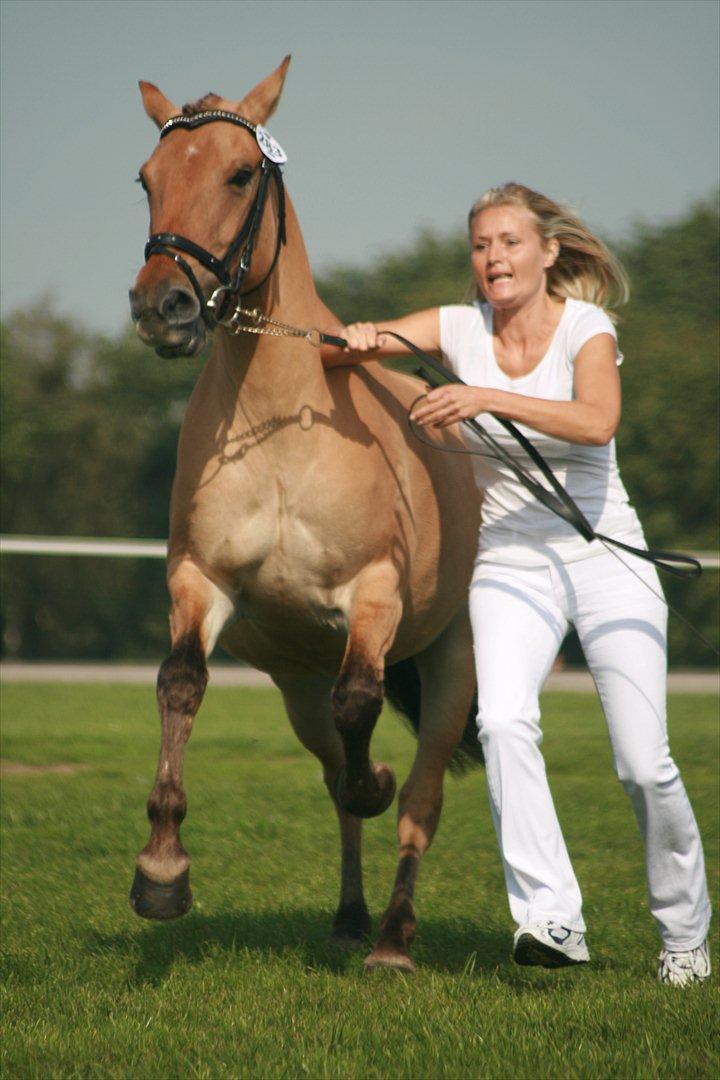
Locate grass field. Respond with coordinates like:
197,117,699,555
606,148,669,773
1,682,718,1079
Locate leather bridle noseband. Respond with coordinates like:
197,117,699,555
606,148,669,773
143,110,287,326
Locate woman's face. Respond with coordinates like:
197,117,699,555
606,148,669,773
470,204,558,310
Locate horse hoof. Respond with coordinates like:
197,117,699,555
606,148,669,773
331,901,372,947
334,763,397,818
129,867,192,921
364,949,415,973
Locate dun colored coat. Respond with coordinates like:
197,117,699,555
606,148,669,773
128,57,481,971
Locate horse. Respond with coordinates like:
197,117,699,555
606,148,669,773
128,56,482,972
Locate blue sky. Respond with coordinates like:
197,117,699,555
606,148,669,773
1,0,718,333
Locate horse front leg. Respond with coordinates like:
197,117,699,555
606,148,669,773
130,560,234,920
332,569,403,820
365,610,476,971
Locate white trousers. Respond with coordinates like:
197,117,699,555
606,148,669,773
470,550,711,949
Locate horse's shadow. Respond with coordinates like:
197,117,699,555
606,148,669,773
90,908,521,987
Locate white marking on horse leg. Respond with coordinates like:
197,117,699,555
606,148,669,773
201,586,236,656
132,562,234,913
167,558,235,655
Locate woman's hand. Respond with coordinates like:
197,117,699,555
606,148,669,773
341,322,385,352
410,384,488,427
320,309,440,368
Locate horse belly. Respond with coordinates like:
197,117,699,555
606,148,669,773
219,575,349,676
220,617,346,677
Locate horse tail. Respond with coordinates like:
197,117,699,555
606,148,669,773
384,657,484,775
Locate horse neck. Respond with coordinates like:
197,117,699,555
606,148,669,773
212,197,330,420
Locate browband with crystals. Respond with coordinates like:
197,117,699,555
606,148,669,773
159,110,288,164
160,110,257,137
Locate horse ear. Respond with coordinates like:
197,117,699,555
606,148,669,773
138,81,179,129
234,55,291,124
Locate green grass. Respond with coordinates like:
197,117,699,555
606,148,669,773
1,683,718,1079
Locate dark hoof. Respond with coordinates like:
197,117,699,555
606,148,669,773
332,931,369,951
364,948,415,973
331,901,372,947
334,762,397,819
129,867,192,921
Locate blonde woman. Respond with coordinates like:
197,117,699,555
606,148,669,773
319,183,711,985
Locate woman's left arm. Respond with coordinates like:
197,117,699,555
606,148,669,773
410,333,621,446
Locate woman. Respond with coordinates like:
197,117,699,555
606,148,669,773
319,183,711,985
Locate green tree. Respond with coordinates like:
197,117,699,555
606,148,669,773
611,198,720,663
1,309,199,658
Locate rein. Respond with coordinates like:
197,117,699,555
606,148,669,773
361,332,717,654
379,331,702,580
216,314,717,655
232,315,702,582
144,111,287,326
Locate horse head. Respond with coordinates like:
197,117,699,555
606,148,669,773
129,57,291,358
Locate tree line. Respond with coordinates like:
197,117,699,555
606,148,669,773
1,196,718,664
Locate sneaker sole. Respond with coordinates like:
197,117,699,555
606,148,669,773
514,933,589,968
658,972,711,986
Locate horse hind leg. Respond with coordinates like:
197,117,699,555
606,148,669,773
331,571,402,820
365,609,476,971
273,673,371,945
130,561,234,921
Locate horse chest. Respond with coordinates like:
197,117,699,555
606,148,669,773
253,519,347,607
193,495,346,613
233,533,350,640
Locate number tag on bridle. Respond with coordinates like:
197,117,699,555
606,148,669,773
256,125,287,164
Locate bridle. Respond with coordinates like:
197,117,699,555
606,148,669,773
143,110,287,327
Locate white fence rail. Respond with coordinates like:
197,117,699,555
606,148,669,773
1,536,167,558
2,535,719,569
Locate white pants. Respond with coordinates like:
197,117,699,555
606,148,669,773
470,550,711,949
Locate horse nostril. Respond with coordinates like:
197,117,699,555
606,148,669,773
160,287,201,326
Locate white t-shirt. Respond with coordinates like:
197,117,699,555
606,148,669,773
439,298,645,565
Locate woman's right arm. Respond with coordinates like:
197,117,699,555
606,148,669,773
318,306,442,368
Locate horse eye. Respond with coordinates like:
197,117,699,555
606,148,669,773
229,168,252,189
135,174,148,193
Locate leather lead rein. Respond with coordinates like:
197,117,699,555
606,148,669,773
142,112,700,582
318,329,702,581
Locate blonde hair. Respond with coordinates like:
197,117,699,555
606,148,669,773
468,182,630,318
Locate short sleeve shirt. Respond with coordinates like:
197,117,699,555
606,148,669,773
438,298,644,565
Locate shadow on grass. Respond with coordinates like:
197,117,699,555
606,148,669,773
88,907,604,988
101,908,359,985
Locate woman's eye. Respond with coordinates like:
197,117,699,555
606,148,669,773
229,169,252,188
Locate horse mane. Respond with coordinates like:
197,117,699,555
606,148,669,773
182,93,222,116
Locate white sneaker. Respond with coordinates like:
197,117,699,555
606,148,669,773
513,921,590,967
658,940,711,986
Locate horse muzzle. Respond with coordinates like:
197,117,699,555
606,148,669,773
129,283,207,358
